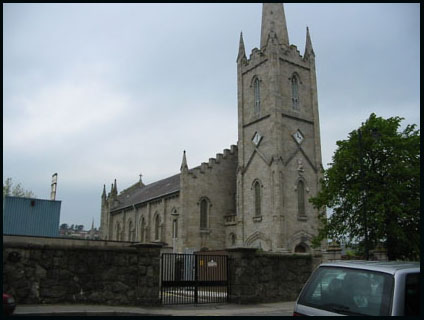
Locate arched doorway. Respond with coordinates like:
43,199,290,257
294,243,309,253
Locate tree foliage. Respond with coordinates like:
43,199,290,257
60,223,69,230
310,113,420,260
60,223,84,231
3,177,36,198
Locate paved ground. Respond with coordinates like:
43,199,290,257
14,301,296,316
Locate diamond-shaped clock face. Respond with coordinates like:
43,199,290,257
252,132,262,146
293,130,304,144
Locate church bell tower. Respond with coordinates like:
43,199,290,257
235,3,323,253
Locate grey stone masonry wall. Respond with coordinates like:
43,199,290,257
227,247,313,304
2,235,162,305
180,145,238,252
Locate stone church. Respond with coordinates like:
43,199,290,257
100,3,324,254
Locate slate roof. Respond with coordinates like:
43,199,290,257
111,173,180,212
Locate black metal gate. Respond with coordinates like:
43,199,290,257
160,253,229,304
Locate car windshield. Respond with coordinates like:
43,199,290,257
298,266,394,316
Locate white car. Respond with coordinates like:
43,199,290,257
293,260,420,316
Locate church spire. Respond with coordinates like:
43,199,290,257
304,26,315,59
237,32,247,62
180,150,188,172
260,3,289,49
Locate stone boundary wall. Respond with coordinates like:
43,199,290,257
3,235,162,305
227,248,313,304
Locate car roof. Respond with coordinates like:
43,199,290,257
319,260,420,275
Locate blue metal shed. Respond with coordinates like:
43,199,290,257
3,196,61,237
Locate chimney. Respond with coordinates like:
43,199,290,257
51,173,58,200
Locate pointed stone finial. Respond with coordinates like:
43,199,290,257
180,150,188,172
102,184,106,200
304,26,315,58
237,32,247,62
260,3,289,49
91,217,95,230
112,179,118,196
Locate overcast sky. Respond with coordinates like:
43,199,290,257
3,3,420,230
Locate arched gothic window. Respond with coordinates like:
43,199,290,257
116,223,121,241
128,220,135,242
140,217,145,242
154,214,160,240
172,219,178,239
291,75,299,109
200,199,208,230
231,233,236,246
254,181,261,217
254,78,261,114
298,180,305,216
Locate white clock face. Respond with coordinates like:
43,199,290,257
252,132,262,146
293,130,304,144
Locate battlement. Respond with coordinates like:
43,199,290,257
186,145,238,180
242,41,309,71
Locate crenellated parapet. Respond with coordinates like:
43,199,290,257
240,42,311,75
183,145,238,180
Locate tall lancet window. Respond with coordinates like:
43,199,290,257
254,78,261,114
298,180,306,217
172,219,178,238
140,217,145,242
154,214,160,240
291,75,299,109
116,223,121,241
128,220,135,242
200,199,208,230
254,181,261,217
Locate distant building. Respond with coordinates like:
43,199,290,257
3,196,61,237
59,228,100,240
59,219,100,240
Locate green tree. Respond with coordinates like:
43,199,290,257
3,177,36,198
60,223,69,230
310,113,420,261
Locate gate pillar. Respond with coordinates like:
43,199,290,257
226,247,258,304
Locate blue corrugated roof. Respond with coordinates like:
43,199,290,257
3,196,61,237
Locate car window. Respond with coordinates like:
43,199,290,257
404,273,419,316
298,266,393,316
